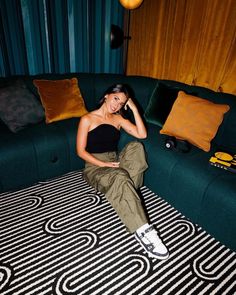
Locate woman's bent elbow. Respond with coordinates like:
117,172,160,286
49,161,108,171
139,132,147,139
77,149,84,159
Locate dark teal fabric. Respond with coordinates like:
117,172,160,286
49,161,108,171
144,82,179,127
142,125,185,198
0,131,38,191
54,118,84,171
200,173,236,251
166,146,222,221
22,122,71,181
0,0,124,76
209,92,236,152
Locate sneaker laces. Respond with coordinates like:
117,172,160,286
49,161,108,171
144,225,162,245
143,225,168,255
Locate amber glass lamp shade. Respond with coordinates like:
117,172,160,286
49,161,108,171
119,0,143,9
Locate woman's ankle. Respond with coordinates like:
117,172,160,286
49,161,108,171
136,223,150,235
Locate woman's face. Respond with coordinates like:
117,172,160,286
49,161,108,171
105,92,128,113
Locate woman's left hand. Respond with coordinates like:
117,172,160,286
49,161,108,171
124,98,137,112
120,97,147,139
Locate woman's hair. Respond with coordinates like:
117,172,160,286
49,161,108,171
99,83,131,107
105,84,130,98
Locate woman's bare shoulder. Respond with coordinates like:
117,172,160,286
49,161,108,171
81,111,97,121
79,112,92,127
80,110,102,128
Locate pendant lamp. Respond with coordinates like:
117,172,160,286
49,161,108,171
119,0,143,10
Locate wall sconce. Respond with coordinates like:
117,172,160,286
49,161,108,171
110,24,124,49
110,0,144,73
110,24,131,74
110,24,131,49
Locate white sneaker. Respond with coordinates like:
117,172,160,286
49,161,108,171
135,225,169,260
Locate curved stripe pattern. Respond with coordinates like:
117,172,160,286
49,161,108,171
0,170,235,294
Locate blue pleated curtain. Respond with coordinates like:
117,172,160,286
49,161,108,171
0,0,124,76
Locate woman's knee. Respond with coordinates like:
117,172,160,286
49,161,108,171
126,141,143,150
122,141,145,157
114,167,130,178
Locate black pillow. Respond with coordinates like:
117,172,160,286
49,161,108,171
0,84,45,132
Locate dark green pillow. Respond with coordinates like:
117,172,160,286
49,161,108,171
144,82,179,127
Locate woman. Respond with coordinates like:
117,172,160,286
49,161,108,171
76,84,169,260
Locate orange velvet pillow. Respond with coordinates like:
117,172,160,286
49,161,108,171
33,78,88,123
160,91,230,151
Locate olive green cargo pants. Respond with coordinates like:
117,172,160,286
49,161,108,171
83,141,149,233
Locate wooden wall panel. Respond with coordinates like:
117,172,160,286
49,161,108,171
126,0,236,95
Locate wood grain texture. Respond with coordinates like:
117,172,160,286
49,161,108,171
127,0,236,95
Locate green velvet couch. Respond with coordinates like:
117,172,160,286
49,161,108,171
0,73,235,253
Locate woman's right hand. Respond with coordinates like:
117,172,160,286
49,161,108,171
102,162,120,168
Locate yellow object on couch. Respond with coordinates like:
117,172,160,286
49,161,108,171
34,77,88,123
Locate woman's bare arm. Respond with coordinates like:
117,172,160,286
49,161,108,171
119,98,147,139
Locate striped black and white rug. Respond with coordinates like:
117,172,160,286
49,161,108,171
0,170,236,295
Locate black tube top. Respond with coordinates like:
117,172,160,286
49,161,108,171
86,124,120,153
